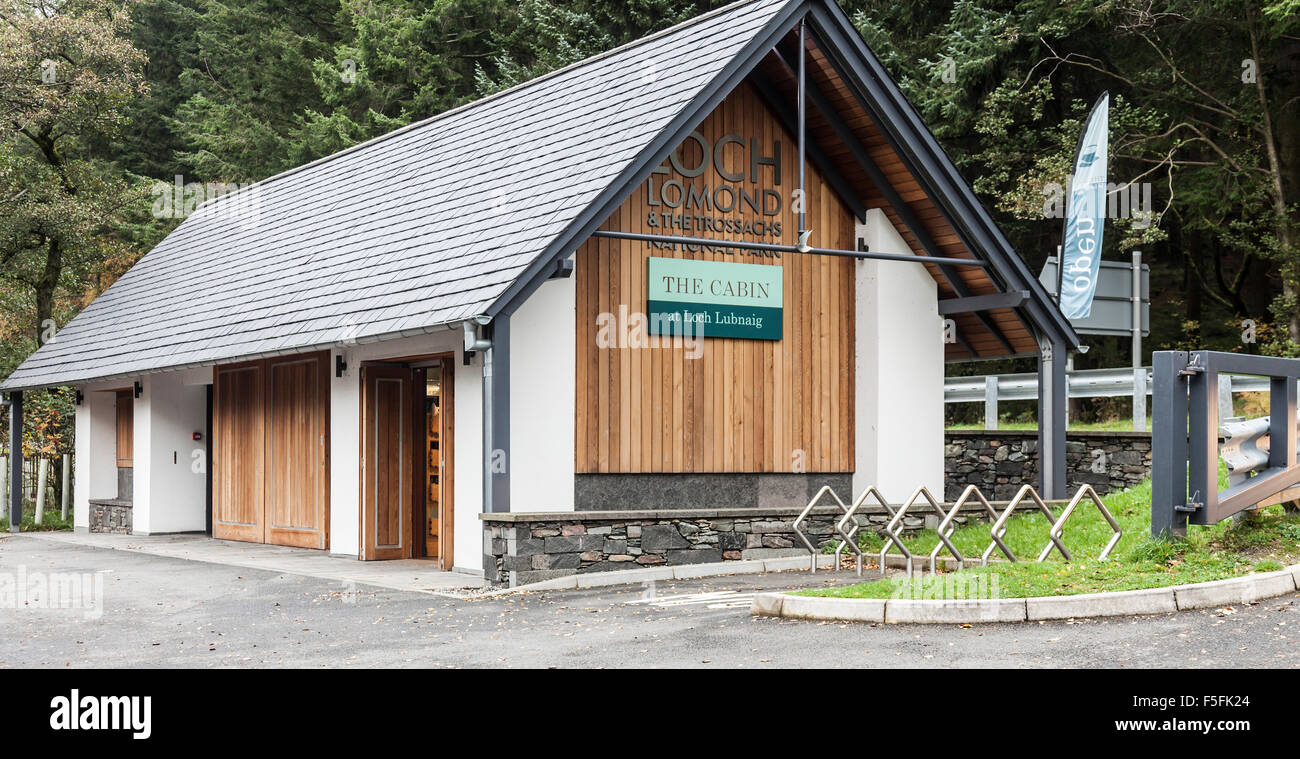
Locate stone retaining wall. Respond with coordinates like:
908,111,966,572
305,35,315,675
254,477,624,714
944,430,1152,501
481,501,1032,587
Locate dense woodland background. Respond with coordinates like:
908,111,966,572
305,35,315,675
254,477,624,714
1,0,1298,455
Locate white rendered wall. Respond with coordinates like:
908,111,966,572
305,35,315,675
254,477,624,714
452,350,484,574
853,208,944,502
133,372,208,534
328,330,484,575
509,268,576,513
73,384,121,531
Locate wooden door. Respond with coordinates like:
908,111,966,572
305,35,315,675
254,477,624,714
213,361,265,543
266,354,329,549
213,352,330,548
115,390,134,469
436,359,455,570
362,366,413,560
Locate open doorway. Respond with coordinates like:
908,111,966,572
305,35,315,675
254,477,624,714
360,356,454,567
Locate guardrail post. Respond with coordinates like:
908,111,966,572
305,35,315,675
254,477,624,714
1132,367,1147,432
984,376,998,430
1218,374,1233,419
1151,352,1189,538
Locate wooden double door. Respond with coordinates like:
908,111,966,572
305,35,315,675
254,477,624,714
360,360,453,566
213,352,330,549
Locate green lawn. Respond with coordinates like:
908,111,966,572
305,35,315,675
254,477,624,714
802,478,1300,599
0,507,74,532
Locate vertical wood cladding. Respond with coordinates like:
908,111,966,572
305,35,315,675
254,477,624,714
576,82,856,474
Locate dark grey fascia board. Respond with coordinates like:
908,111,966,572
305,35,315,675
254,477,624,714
937,290,1029,316
943,351,1039,366
806,1,1079,352
489,0,812,319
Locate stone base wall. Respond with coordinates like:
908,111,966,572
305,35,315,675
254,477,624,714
944,430,1152,501
89,500,132,534
117,466,133,501
482,503,1004,587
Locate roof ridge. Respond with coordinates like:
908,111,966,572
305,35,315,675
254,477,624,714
193,0,776,212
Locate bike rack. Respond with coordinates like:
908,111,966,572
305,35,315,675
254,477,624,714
987,484,1054,562
795,482,1124,577
928,484,1002,573
1038,484,1122,562
880,487,944,578
793,486,849,574
833,487,892,577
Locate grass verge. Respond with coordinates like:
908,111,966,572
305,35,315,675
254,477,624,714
800,478,1300,599
0,508,75,532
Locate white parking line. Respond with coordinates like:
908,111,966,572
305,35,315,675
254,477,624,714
625,590,755,609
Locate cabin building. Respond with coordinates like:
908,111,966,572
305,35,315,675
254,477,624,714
2,0,1077,585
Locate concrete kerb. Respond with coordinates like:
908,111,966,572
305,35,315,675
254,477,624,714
480,554,838,597
488,551,1009,598
750,563,1300,624
1171,568,1297,610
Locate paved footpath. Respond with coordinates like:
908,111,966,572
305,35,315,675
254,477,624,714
1,534,1297,668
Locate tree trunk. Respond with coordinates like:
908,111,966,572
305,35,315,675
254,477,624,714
1185,227,1202,338
34,237,61,347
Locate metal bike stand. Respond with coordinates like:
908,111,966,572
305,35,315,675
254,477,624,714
794,485,850,574
985,485,1038,563
834,486,892,577
928,485,1000,574
1039,484,1123,562
880,487,943,578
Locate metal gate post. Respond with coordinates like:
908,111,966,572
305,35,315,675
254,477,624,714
1151,351,1189,537
1037,336,1067,499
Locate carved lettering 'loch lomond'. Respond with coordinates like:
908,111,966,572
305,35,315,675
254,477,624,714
646,131,783,216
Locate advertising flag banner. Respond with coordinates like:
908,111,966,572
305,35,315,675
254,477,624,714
1059,93,1110,320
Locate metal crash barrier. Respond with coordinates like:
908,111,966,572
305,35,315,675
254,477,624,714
793,483,1122,576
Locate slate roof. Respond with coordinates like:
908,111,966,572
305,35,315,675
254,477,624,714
2,0,798,391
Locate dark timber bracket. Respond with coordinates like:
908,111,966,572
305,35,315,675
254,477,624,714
937,291,1029,316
